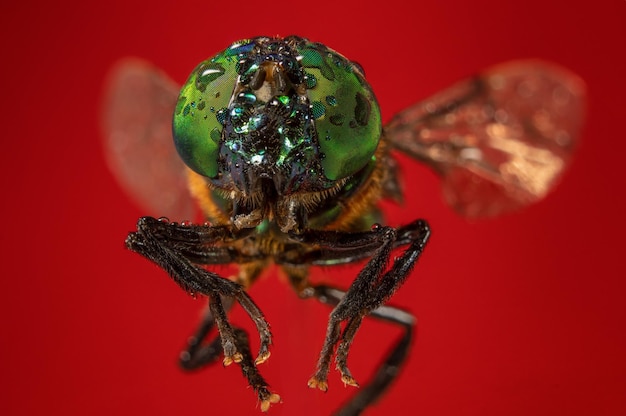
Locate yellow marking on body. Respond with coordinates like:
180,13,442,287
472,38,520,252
187,169,230,225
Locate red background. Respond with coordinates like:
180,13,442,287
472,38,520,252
2,1,625,415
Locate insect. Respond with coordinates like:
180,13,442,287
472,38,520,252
103,36,585,414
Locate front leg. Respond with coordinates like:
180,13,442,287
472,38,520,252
178,297,280,411
291,219,430,391
313,285,416,416
125,217,277,409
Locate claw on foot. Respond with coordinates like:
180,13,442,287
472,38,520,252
307,377,328,392
255,350,271,365
260,393,281,412
223,352,243,366
341,374,359,388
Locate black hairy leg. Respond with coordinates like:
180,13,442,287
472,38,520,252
125,217,278,409
179,262,268,369
283,219,430,394
179,299,281,411
313,285,416,416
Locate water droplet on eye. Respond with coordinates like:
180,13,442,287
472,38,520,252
157,217,170,223
230,106,245,118
181,220,192,227
196,63,226,92
371,223,381,231
325,95,337,106
238,91,256,103
216,108,228,125
304,72,317,89
311,101,325,119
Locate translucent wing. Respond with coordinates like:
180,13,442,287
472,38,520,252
102,59,197,220
384,60,586,218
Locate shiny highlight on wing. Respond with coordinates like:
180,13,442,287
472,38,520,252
385,60,586,217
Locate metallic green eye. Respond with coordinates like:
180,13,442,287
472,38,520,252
173,36,382,191
173,40,252,178
297,43,382,180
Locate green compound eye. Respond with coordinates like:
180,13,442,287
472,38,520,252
173,40,254,178
297,43,382,181
173,37,381,186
